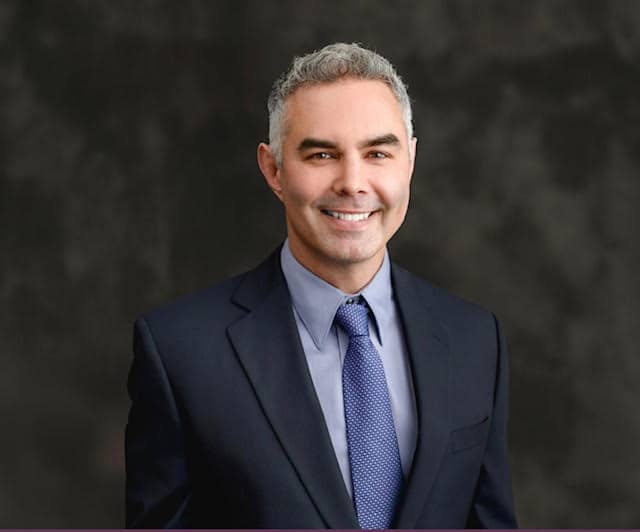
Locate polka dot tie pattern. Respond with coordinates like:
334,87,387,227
335,300,403,530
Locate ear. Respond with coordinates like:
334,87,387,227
257,143,283,201
408,136,418,179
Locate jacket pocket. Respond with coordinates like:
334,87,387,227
450,416,490,453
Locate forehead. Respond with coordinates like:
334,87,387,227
283,78,407,142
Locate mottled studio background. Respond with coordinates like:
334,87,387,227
1,0,639,527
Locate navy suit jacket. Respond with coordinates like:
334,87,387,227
125,248,517,528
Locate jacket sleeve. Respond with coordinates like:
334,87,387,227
125,317,191,528
466,314,518,528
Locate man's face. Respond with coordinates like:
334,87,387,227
260,78,416,282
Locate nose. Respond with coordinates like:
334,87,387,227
331,155,369,196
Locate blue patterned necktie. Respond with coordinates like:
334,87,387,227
335,300,403,530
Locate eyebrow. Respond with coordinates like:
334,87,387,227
297,138,338,152
297,133,401,152
358,133,400,149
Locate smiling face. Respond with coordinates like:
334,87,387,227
258,78,417,291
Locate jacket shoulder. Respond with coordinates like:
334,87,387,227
140,273,244,331
137,248,283,341
391,263,497,328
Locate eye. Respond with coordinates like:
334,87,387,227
367,151,389,159
308,152,334,160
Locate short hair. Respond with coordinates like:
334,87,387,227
267,42,413,166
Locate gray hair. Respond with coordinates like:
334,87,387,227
267,42,413,166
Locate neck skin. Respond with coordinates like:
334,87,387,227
287,238,384,294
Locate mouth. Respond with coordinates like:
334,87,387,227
321,209,376,221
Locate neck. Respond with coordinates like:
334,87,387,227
287,242,384,294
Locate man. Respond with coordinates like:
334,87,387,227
126,43,517,529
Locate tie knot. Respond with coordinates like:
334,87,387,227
335,302,370,338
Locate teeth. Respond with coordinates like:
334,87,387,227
324,210,372,221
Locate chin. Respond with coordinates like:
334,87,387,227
322,241,383,266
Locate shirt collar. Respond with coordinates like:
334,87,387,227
280,239,393,350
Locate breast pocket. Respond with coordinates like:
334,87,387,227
450,416,490,453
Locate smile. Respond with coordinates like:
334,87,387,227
322,210,374,221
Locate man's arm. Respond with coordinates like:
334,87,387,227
466,315,518,528
125,317,191,528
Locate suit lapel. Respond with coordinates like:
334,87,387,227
392,265,452,528
226,252,358,529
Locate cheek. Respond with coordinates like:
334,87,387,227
279,171,310,205
282,172,326,208
380,177,411,210
284,185,316,210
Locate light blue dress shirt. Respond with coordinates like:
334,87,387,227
280,240,417,497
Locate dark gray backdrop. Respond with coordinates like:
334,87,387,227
1,0,639,527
